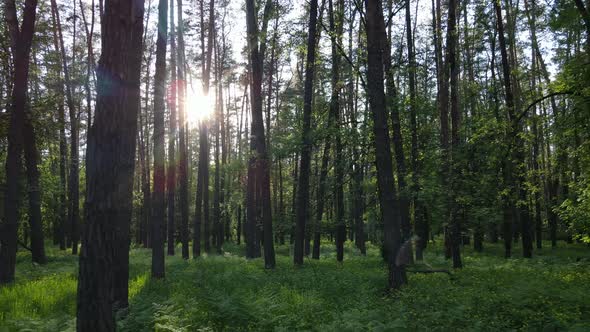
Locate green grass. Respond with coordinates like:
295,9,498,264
1,240,589,331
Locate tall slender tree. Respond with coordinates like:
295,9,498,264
49,1,68,251
294,0,318,266
167,0,178,256
177,0,190,259
151,0,169,279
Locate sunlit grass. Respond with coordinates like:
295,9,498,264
1,240,589,331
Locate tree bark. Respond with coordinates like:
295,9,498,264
177,0,190,259
76,1,144,329
51,0,81,255
246,0,276,268
0,0,40,284
151,0,168,279
23,104,46,264
329,0,345,262
49,1,68,250
366,0,407,289
448,0,462,268
294,0,319,266
167,0,177,256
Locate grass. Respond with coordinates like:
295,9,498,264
1,240,589,331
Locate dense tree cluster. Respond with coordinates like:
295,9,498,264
0,0,589,329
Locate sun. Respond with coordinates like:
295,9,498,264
185,82,215,125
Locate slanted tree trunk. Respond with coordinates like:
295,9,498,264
294,0,318,266
76,0,144,329
0,0,40,284
151,0,168,279
365,0,407,289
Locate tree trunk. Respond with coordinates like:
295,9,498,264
329,0,345,262
214,37,223,253
23,106,46,264
151,0,168,279
167,0,177,256
246,0,276,268
366,0,407,289
405,0,419,262
177,0,190,259
0,0,40,284
76,0,144,329
294,0,318,266
447,0,462,268
50,0,67,252
51,0,81,255
494,0,531,258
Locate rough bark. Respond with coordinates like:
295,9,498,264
151,0,168,279
50,2,68,250
366,0,407,289
448,0,462,268
329,0,345,262
177,0,190,259
246,0,276,268
294,0,318,266
76,1,144,329
168,0,177,256
0,0,40,284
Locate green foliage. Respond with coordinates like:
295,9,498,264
2,242,590,331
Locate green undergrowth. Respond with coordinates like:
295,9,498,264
1,241,589,331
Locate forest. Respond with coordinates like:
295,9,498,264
0,0,589,330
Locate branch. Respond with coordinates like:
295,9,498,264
385,1,406,29
4,0,20,54
406,269,452,276
352,0,366,28
515,91,572,124
18,240,32,252
318,19,367,91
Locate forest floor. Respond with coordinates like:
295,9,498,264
1,240,589,331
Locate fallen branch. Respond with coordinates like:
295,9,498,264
406,269,452,276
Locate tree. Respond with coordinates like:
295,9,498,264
177,0,190,260
76,0,144,329
151,0,169,279
50,0,81,255
294,0,318,266
447,0,462,268
329,0,345,262
365,0,407,289
194,0,215,257
167,0,177,256
49,0,68,251
0,0,41,284
245,0,276,268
